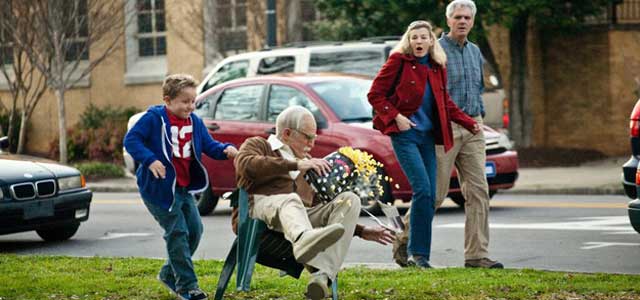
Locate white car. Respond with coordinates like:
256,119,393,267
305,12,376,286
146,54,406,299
197,40,396,94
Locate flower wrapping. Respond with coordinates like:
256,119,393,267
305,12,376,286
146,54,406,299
305,147,386,202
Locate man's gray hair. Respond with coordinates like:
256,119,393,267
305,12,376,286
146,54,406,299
275,106,315,138
446,0,477,18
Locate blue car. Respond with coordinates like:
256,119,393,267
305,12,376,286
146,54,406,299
621,101,640,234
0,137,93,241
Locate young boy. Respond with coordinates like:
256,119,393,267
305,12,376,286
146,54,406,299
124,74,237,300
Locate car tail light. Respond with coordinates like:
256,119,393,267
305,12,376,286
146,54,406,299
629,100,640,137
502,98,510,129
635,169,640,185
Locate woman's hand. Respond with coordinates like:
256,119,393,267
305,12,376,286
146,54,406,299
395,113,416,131
471,123,481,134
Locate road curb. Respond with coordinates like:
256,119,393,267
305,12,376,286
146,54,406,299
503,187,624,195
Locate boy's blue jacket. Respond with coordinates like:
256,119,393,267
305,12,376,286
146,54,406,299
123,105,232,210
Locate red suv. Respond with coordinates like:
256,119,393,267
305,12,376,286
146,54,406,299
188,73,518,214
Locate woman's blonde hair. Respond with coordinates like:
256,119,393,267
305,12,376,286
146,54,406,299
391,20,447,66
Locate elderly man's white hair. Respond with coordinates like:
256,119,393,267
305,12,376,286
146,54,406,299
446,0,477,18
275,105,315,138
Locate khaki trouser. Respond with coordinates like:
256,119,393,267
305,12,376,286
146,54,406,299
435,116,490,260
250,192,360,280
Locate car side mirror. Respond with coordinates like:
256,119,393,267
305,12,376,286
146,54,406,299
316,119,328,129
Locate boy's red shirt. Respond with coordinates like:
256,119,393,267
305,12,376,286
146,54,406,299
166,107,193,187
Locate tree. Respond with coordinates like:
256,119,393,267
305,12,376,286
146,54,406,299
312,0,610,147
0,0,49,154
6,0,133,163
479,0,610,146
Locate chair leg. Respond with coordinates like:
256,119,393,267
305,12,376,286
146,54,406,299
214,239,238,300
331,275,338,300
236,219,266,291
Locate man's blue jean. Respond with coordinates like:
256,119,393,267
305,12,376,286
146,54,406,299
143,188,203,293
391,129,436,259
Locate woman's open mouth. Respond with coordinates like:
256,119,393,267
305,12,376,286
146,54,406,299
416,47,423,51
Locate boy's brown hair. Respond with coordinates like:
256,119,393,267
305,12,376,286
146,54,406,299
162,74,198,100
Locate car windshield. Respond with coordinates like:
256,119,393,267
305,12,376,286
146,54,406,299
309,78,373,122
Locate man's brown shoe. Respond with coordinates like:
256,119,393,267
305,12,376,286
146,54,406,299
464,258,504,269
294,224,345,263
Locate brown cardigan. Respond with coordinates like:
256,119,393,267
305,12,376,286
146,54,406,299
232,136,364,236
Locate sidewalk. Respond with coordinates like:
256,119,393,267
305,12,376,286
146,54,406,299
86,156,628,195
504,156,626,195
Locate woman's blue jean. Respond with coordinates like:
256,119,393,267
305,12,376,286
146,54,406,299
143,188,203,293
391,129,436,259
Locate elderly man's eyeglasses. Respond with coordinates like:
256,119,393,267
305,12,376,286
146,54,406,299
292,128,317,141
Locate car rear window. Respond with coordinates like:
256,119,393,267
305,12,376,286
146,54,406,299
309,50,385,77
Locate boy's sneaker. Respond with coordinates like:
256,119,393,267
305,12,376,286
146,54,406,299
157,274,177,293
178,288,208,300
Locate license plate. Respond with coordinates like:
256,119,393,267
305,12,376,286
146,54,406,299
23,200,54,220
485,161,497,178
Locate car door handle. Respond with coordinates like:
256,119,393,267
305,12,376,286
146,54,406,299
207,123,220,131
264,127,276,135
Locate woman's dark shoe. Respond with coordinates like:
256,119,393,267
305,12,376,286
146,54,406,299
407,255,432,268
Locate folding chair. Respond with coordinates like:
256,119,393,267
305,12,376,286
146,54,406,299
214,188,338,299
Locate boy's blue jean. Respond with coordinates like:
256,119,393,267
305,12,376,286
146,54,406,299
143,188,203,293
391,129,436,259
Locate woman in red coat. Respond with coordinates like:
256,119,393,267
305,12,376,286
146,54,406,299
368,20,479,268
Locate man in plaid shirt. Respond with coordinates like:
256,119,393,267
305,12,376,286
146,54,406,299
436,0,504,269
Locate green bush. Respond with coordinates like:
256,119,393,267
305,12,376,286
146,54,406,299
74,162,125,179
79,103,138,129
49,104,140,163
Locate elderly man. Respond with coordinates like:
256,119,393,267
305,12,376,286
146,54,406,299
436,0,503,269
234,105,394,300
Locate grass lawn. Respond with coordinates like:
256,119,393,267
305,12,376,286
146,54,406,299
1,254,639,300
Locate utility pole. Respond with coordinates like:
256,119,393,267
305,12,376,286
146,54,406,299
266,0,277,47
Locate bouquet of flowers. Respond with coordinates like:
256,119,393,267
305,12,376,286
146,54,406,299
304,146,389,203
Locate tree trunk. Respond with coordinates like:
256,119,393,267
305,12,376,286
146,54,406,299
508,13,532,147
16,109,27,154
55,88,67,164
6,102,16,152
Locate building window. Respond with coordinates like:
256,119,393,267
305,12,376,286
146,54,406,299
63,0,89,61
136,0,166,57
124,0,167,85
203,0,248,70
217,0,247,52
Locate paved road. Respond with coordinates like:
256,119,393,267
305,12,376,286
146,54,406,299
1,193,638,274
